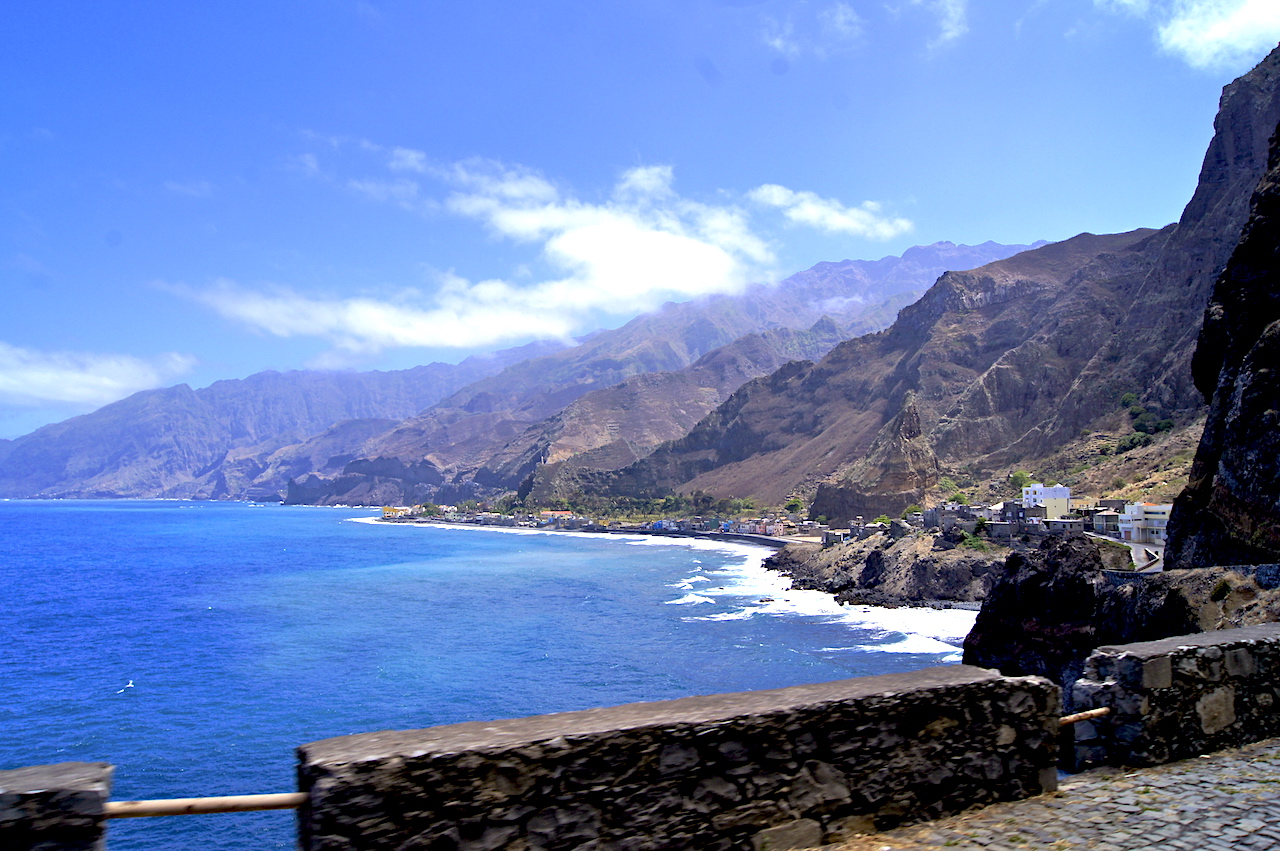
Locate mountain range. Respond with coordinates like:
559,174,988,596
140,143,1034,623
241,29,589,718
0,240,1037,502
6,43,1279,514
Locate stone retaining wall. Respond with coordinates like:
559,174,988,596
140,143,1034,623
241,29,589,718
297,666,1060,851
0,762,113,851
1072,623,1280,768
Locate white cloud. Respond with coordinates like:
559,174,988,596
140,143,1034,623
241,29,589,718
184,155,909,359
820,2,863,40
1096,0,1280,69
749,184,914,240
0,343,196,407
347,177,423,209
184,162,778,355
912,0,969,48
388,147,429,173
1158,0,1280,68
761,3,863,59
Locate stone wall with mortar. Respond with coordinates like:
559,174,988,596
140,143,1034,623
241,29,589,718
297,666,1060,851
1072,623,1280,768
0,762,113,851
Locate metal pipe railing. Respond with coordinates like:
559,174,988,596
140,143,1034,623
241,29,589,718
1059,707,1110,725
104,792,306,818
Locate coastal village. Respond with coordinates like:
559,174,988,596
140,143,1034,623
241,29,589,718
381,481,1173,569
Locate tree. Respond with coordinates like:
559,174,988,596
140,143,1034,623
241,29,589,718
784,497,805,513
1120,392,1138,408
1010,471,1032,490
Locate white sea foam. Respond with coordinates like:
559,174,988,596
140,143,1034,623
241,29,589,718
665,593,716,605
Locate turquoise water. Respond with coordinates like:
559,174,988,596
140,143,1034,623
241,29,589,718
0,500,974,849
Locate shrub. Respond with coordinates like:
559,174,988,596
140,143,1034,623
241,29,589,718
872,514,892,525
1120,392,1138,408
1156,418,1174,432
902,504,922,519
938,476,959,494
1010,471,1032,489
1117,433,1154,453
1133,411,1160,433
960,532,990,551
1211,579,1232,602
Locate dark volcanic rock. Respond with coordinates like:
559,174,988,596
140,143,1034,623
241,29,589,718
958,537,1280,707
1167,116,1280,567
767,532,1008,607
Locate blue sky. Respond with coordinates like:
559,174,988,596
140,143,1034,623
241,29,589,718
2,1,1279,439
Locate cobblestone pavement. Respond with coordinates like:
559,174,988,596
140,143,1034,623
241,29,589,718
829,737,1280,851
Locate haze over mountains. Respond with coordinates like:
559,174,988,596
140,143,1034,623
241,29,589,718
0,240,1039,501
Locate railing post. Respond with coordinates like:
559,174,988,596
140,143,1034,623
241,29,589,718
0,762,114,851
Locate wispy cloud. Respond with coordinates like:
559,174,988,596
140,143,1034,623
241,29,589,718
182,161,779,356
0,343,196,407
761,2,863,59
749,184,914,240
1096,0,1280,69
181,151,910,361
912,0,969,49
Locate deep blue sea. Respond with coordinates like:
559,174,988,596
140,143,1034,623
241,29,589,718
0,500,975,850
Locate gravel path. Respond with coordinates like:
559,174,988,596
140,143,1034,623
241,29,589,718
826,737,1280,851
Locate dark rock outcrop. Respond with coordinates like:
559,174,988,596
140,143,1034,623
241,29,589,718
962,536,1280,708
767,532,1008,608
1167,116,1280,567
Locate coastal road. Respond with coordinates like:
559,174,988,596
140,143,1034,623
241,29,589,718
826,736,1280,850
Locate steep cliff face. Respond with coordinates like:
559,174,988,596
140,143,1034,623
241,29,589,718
1045,44,1280,443
1166,118,1280,567
594,230,1166,517
582,46,1280,520
963,536,1280,707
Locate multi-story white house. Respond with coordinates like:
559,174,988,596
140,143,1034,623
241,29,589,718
1119,503,1173,544
1022,483,1071,520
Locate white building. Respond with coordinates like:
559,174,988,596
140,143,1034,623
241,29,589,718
1022,483,1071,520
1119,503,1173,544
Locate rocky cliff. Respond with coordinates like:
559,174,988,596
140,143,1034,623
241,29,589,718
1166,114,1280,567
590,229,1169,517
577,45,1280,521
963,536,1280,708
765,527,1009,608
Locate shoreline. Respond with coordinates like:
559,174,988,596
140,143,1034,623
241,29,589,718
369,515,792,551
358,516,978,649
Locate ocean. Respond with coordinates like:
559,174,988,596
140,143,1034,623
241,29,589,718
0,500,975,850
